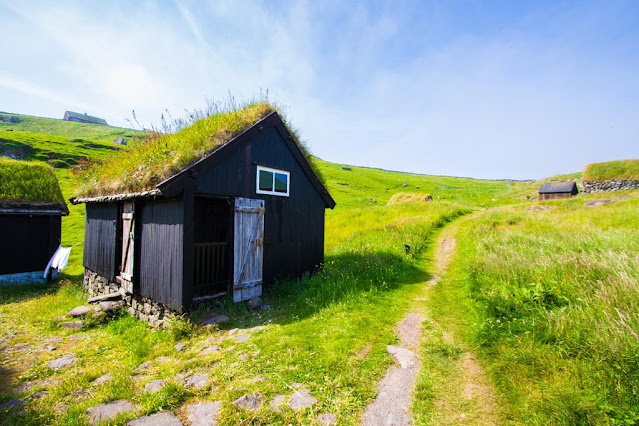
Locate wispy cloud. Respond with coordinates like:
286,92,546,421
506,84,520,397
0,1,637,179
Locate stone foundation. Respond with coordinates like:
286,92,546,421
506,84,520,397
83,270,179,328
582,180,639,193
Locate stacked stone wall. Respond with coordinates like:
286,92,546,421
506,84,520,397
83,270,179,328
582,180,639,193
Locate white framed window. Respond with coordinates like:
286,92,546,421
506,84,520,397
256,165,290,197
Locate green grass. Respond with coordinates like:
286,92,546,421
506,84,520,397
0,130,120,169
447,192,639,424
0,158,65,204
4,106,638,424
583,159,639,181
0,112,143,145
0,116,517,423
316,160,517,209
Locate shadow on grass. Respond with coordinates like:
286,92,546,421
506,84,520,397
0,274,83,306
194,250,430,328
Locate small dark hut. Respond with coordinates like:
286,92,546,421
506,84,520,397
63,111,108,125
0,159,69,282
538,182,579,200
73,105,335,325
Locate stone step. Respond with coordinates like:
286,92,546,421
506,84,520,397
88,292,123,304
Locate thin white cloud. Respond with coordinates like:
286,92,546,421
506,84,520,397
174,0,207,46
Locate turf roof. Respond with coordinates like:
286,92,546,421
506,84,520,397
77,102,319,198
0,157,67,212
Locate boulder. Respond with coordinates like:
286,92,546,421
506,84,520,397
186,401,221,426
67,306,91,317
127,411,182,425
86,400,136,425
232,393,262,411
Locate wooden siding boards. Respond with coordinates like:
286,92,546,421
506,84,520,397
83,203,118,280
191,122,327,284
139,199,184,310
0,214,60,275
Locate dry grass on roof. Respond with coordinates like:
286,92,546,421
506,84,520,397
0,157,65,205
76,102,281,197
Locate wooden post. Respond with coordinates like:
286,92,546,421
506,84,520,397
182,178,195,310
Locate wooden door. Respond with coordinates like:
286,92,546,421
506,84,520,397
233,198,264,302
120,201,135,294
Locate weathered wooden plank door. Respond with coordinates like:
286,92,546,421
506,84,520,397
233,198,265,302
120,201,135,294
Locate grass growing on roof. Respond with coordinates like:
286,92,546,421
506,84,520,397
77,101,316,197
0,158,64,204
583,159,639,181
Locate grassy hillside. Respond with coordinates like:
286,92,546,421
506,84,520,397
0,130,120,168
0,112,143,145
420,191,639,424
316,160,517,208
1,111,637,424
583,159,639,181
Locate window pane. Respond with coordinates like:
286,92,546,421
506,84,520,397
274,173,288,193
259,170,273,191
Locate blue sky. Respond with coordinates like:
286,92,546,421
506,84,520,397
1,1,637,179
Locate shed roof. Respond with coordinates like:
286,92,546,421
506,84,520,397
73,103,335,208
0,158,69,214
64,111,108,125
539,182,578,194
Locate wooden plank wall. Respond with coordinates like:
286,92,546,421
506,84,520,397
139,199,184,309
192,124,327,284
83,203,118,280
0,214,60,275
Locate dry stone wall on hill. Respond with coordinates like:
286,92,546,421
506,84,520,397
582,180,639,193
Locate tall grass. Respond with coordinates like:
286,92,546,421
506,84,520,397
458,194,639,424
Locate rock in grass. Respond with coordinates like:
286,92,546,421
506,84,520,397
269,395,286,413
234,334,250,343
91,373,113,386
48,353,78,370
318,412,338,425
134,361,151,372
144,379,166,394
186,401,221,426
127,411,182,425
67,306,91,317
0,398,25,412
200,345,220,355
184,373,210,390
232,393,262,411
174,342,187,351
99,301,123,313
585,199,616,207
387,345,417,369
60,321,83,330
288,389,318,411
199,314,230,327
86,400,136,425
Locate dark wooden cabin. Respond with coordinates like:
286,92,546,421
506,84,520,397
73,110,335,321
0,159,69,281
538,182,579,200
